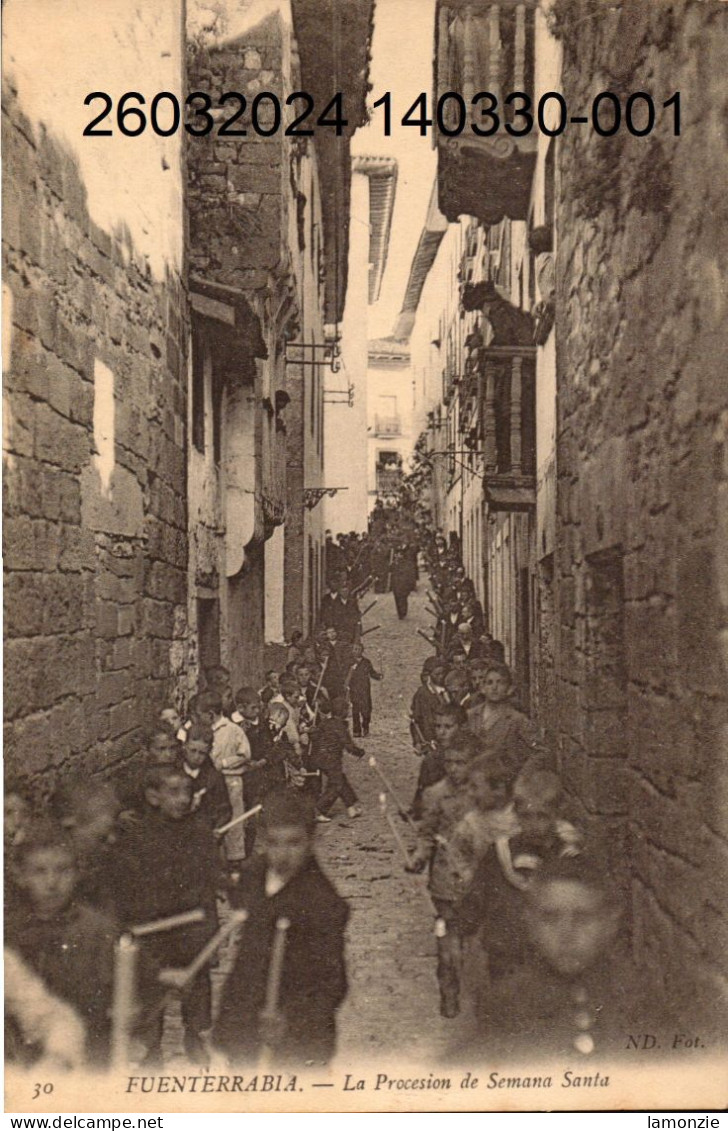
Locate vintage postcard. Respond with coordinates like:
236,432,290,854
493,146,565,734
3,0,727,1116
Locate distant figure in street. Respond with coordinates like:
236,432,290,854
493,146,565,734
480,632,506,664
411,702,468,819
409,659,449,755
406,735,479,1018
448,622,486,663
317,579,340,634
345,641,382,737
180,722,231,833
391,544,417,619
197,689,252,869
467,662,545,785
214,792,349,1067
310,697,364,822
329,581,361,643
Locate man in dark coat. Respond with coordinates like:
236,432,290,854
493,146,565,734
214,792,349,1067
328,581,361,643
317,578,340,633
345,641,382,737
391,544,417,619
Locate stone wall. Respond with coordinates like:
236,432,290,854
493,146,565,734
187,10,287,292
552,0,728,1005
3,87,187,785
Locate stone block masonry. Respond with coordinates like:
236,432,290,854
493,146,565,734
187,9,286,292
552,0,728,1007
3,85,188,788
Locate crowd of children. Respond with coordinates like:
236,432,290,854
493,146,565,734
393,527,671,1058
5,511,680,1074
4,572,386,1073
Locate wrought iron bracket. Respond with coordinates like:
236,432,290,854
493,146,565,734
285,340,341,373
302,487,349,511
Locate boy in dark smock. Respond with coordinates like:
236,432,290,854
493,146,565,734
214,793,349,1067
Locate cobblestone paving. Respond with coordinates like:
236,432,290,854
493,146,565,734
162,581,476,1066
317,582,477,1067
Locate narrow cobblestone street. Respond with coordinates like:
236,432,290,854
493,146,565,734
165,578,475,1067
314,580,475,1066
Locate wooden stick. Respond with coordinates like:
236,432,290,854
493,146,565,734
360,599,377,618
385,550,394,592
111,933,139,1070
417,628,437,648
426,589,444,614
258,917,291,1068
130,908,206,937
352,574,373,597
174,911,248,988
368,756,416,830
378,795,442,922
214,803,263,838
263,917,290,1013
409,714,435,753
378,793,414,868
361,624,380,637
311,654,329,712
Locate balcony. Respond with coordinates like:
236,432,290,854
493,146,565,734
374,415,402,437
376,468,403,495
435,1,539,224
480,344,536,510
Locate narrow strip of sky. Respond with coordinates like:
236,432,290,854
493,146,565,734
351,0,437,339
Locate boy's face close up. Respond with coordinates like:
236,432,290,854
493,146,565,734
526,879,620,978
160,708,182,732
264,824,312,883
184,739,210,769
150,732,179,759
434,716,460,750
19,846,77,919
238,697,260,722
148,775,193,820
444,750,471,787
482,670,510,703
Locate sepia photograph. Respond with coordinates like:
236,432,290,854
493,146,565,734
3,0,728,1115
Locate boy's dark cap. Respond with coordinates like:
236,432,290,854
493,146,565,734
187,722,213,744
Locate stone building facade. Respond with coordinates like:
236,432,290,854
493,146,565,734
323,156,399,536
187,0,372,670
551,0,728,1007
367,339,412,509
404,0,728,1010
3,1,188,783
